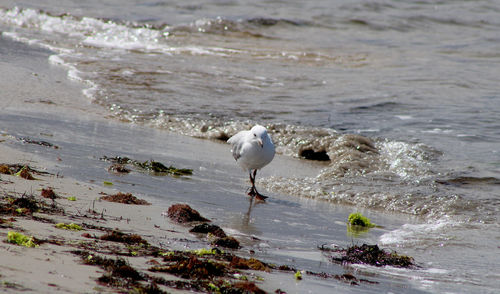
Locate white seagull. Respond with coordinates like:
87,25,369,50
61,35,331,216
227,125,275,200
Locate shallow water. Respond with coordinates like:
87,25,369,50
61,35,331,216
1,1,500,293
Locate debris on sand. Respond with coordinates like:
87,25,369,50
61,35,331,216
100,156,192,176
0,192,62,216
211,236,240,249
0,164,51,177
322,243,416,269
107,163,131,174
55,223,83,231
0,164,12,174
19,137,59,149
100,192,151,205
41,188,57,199
165,204,209,223
305,271,378,286
189,223,227,238
230,256,270,271
6,231,40,248
7,195,40,215
73,251,148,290
137,160,193,176
15,166,36,180
99,230,149,246
150,255,226,279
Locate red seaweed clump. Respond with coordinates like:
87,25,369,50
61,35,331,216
231,281,266,294
100,230,149,245
166,204,209,223
230,256,270,271
100,192,150,205
41,188,57,199
150,255,226,280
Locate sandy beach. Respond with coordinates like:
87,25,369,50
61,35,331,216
3,4,500,292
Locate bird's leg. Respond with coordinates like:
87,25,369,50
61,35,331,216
248,170,257,197
247,169,268,200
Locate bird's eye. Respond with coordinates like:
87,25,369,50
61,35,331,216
254,134,256,137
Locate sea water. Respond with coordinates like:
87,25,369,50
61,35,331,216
1,1,499,293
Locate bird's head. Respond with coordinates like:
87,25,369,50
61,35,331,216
251,125,268,148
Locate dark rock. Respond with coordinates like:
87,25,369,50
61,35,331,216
211,236,240,249
189,223,226,238
299,149,330,161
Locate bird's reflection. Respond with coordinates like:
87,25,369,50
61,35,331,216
243,196,255,226
228,196,265,236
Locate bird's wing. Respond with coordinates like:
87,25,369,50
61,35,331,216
227,130,249,161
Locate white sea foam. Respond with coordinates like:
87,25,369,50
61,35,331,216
1,7,166,52
379,217,454,246
376,139,436,181
48,54,99,101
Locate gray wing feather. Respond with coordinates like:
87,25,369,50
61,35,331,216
231,141,243,160
227,131,248,161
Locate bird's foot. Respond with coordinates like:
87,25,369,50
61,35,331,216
248,187,268,201
254,193,268,201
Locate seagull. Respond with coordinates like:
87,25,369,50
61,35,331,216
227,125,275,200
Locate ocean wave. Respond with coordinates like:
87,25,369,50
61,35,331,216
167,16,308,36
0,7,167,52
1,7,365,65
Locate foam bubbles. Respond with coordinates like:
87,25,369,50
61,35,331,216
379,218,454,246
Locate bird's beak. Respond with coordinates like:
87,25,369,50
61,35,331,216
258,139,263,148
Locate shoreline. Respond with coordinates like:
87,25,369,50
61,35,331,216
0,141,378,294
0,107,419,293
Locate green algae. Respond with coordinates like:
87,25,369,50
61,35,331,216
7,231,39,248
55,223,83,231
348,212,375,227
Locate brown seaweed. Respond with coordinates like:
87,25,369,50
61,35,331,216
19,137,59,149
189,223,227,238
211,236,240,249
166,204,210,223
99,229,149,246
41,188,58,199
100,192,151,205
323,244,416,268
100,156,192,176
